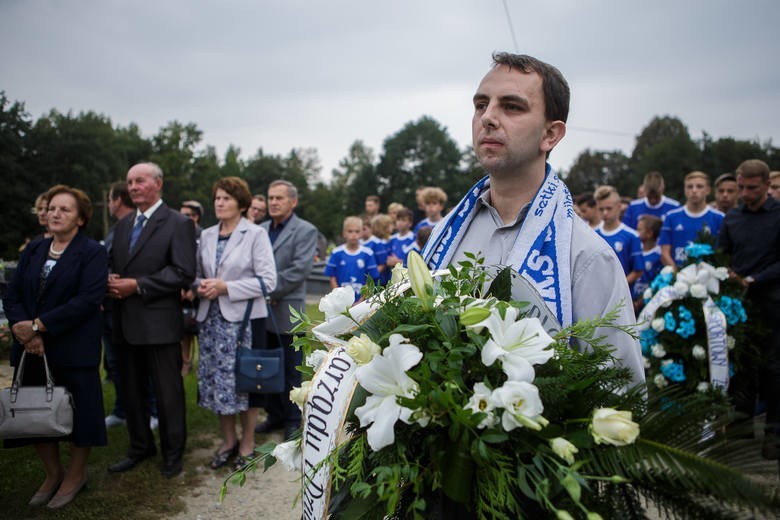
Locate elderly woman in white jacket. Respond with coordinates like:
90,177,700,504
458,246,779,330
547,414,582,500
195,176,277,471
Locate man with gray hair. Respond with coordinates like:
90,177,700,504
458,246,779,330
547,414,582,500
254,179,318,439
106,162,196,478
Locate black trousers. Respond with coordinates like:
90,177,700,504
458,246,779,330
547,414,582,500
118,341,186,464
263,332,303,427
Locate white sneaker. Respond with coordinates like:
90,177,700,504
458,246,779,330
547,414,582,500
149,416,159,430
105,414,127,428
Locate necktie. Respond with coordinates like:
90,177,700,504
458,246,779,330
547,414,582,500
129,214,147,251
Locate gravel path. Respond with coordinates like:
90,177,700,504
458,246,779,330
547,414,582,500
171,431,302,520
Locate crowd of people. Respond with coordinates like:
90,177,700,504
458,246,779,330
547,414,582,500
2,51,779,511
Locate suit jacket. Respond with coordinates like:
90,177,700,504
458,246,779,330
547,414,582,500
195,218,277,322
110,202,196,345
4,232,108,367
261,213,318,334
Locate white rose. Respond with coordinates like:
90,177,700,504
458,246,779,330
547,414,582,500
271,439,302,472
589,408,640,446
697,382,709,392
714,267,729,281
289,380,312,411
661,265,675,276
651,344,666,358
318,286,355,320
654,374,668,388
651,318,666,332
643,356,651,369
346,333,382,365
643,288,654,300
689,283,708,299
727,335,736,350
305,349,328,370
390,264,408,285
550,437,579,465
691,345,706,360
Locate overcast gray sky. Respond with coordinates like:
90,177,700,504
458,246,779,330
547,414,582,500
2,1,778,181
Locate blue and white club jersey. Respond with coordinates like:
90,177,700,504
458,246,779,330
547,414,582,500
622,195,680,230
363,235,390,285
388,231,416,265
658,206,724,265
632,245,663,299
324,244,380,301
414,217,441,234
595,223,642,275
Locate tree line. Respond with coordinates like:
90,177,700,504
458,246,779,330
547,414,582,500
2,92,778,259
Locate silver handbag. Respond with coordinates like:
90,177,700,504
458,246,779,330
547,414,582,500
0,352,74,439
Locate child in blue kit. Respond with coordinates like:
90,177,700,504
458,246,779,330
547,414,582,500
633,215,663,311
387,208,416,269
325,216,379,302
364,214,393,285
595,185,642,289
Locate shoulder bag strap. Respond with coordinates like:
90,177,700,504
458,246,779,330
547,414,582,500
255,276,285,350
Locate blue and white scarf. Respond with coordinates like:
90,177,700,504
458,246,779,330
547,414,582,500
422,164,575,327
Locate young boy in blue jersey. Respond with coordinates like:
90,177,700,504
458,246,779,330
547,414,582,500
325,216,380,302
364,214,393,285
622,171,680,229
414,186,447,234
595,185,642,288
387,208,416,270
633,215,663,311
659,171,724,267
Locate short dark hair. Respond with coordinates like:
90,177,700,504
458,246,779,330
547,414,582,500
212,177,252,211
46,184,93,228
492,52,570,123
638,215,662,239
714,173,736,188
574,191,595,208
252,194,266,203
396,208,413,222
181,200,203,218
109,180,133,208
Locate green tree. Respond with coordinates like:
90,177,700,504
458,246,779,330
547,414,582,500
698,133,773,176
149,120,205,210
243,148,287,195
0,94,34,258
630,116,699,199
375,116,463,209
564,149,632,196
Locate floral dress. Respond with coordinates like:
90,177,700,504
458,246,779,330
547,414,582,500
197,234,252,415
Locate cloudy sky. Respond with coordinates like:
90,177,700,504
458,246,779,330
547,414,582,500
2,1,778,180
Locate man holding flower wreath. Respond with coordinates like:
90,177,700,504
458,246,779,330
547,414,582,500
422,53,644,388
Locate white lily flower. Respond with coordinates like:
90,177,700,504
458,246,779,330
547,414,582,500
406,250,434,306
305,349,328,370
318,286,355,320
464,382,498,429
468,306,554,382
354,334,422,451
692,345,706,360
272,439,302,472
490,381,545,431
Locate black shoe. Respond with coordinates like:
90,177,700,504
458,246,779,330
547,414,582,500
254,418,284,434
108,457,144,473
210,442,239,469
161,460,183,479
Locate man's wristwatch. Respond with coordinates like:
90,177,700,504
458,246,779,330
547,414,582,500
31,319,40,333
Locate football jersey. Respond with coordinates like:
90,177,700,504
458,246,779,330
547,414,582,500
388,231,416,264
595,223,642,276
632,245,663,299
622,196,680,229
363,235,390,285
324,245,380,301
414,217,442,234
658,206,724,265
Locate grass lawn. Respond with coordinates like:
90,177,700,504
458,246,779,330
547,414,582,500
0,303,324,519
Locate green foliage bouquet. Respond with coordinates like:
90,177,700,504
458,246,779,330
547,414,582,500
224,252,780,519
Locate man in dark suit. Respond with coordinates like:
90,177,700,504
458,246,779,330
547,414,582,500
106,162,196,478
255,180,318,439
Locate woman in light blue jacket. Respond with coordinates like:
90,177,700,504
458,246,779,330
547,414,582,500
195,177,276,471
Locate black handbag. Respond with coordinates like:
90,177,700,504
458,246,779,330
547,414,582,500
0,352,74,439
234,277,285,394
